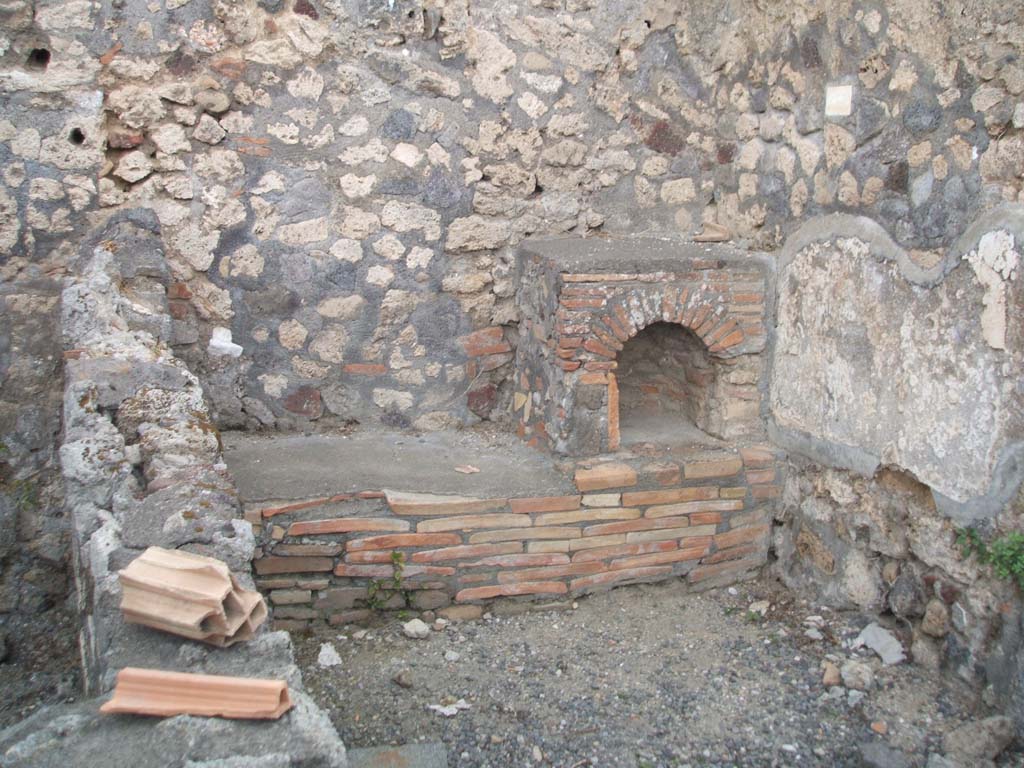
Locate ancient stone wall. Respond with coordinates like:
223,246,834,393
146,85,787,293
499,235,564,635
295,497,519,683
60,211,259,691
1,0,1023,737
768,209,1024,720
0,0,106,627
0,281,67,617
49,0,1021,432
54,212,347,763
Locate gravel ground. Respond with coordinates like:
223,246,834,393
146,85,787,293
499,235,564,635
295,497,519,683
294,575,1020,768
0,604,81,730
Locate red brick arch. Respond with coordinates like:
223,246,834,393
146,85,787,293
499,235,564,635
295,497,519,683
555,282,758,376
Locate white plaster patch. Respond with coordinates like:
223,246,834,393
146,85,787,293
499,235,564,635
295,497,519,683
772,233,1019,504
825,84,853,117
208,327,242,357
963,230,1019,350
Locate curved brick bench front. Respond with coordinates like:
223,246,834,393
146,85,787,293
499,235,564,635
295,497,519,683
251,447,780,627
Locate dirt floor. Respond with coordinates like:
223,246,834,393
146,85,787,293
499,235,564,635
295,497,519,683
0,604,81,730
294,574,1019,768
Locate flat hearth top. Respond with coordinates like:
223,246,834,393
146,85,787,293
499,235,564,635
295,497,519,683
519,236,764,274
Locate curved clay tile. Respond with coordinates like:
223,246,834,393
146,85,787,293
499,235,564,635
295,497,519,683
118,547,267,646
100,667,293,720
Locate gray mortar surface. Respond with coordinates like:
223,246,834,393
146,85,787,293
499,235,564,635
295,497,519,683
223,426,577,503
519,236,766,273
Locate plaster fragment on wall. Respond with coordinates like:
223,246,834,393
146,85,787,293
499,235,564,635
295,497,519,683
208,327,243,357
963,230,1019,350
825,85,853,117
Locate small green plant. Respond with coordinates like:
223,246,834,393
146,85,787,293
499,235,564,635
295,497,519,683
956,527,987,560
365,551,409,610
744,610,763,623
958,527,1024,590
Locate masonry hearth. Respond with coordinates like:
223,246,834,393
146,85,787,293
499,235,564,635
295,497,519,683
514,238,768,457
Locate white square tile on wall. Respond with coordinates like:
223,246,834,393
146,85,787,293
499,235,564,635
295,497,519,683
825,84,854,117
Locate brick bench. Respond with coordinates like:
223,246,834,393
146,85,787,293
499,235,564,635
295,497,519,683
250,445,781,628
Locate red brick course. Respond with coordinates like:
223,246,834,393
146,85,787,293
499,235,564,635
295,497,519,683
508,495,581,514
258,454,779,627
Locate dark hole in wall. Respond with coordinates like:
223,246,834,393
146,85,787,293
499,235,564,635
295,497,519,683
616,322,724,447
68,128,85,145
26,48,51,70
